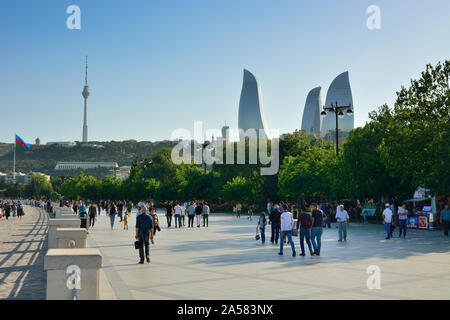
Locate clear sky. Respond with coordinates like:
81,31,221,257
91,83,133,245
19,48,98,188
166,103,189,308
1,0,449,144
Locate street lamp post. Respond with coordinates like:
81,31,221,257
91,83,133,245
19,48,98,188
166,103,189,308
140,158,153,181
199,141,210,174
320,101,353,156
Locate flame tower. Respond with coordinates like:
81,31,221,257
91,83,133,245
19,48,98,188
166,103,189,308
82,56,90,143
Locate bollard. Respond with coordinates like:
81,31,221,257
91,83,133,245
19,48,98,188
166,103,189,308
48,219,82,249
55,228,87,248
60,214,79,220
44,249,102,300
55,207,75,218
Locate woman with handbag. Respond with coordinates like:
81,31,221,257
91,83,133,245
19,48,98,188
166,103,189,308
17,201,24,220
149,207,160,244
256,213,267,243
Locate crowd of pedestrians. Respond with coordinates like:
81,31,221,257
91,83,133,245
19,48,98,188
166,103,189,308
0,200,25,220
164,201,211,228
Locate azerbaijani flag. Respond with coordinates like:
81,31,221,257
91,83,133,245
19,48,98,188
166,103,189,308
15,134,30,151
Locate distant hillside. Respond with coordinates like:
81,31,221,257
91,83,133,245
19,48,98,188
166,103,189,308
0,140,176,176
0,143,12,157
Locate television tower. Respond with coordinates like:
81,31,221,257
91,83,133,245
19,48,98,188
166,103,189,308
82,56,90,143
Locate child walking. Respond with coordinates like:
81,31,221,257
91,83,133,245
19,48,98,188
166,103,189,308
124,211,129,230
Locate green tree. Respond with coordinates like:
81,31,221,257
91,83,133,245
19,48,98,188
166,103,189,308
372,60,450,195
338,120,411,200
278,145,336,201
24,174,54,199
222,176,255,202
98,177,122,200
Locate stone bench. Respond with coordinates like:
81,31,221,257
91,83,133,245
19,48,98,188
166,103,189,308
56,228,87,249
48,219,82,249
54,207,75,218
44,249,102,300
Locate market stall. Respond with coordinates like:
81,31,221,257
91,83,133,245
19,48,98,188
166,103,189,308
404,187,436,230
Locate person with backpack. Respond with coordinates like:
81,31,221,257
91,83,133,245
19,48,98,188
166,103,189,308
135,206,154,264
78,201,88,230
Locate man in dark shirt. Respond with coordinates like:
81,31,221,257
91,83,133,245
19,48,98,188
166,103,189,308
195,202,203,227
136,206,154,264
117,201,124,222
165,202,173,228
311,204,326,256
269,205,282,244
296,206,314,256
320,202,331,228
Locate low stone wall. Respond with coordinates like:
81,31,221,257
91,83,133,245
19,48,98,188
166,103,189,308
44,249,102,300
43,206,104,300
48,219,81,249
55,228,87,249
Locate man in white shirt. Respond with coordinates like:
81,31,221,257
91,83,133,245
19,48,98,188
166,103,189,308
180,203,186,227
187,202,196,228
382,203,394,239
174,202,183,228
278,205,296,256
335,204,350,241
202,202,210,227
397,204,408,238
335,204,343,229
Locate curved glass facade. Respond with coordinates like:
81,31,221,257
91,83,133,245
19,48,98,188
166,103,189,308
238,69,269,138
321,71,354,133
301,87,322,134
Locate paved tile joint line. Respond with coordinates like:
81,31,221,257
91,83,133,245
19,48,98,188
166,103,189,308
87,210,450,300
0,205,48,300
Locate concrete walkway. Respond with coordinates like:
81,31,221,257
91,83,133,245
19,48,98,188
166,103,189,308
0,205,48,300
87,210,450,300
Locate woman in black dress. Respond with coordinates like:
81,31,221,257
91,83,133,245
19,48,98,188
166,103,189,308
4,202,11,220
17,201,24,220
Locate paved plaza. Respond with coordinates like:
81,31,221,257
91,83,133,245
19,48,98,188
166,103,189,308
0,206,48,300
88,210,450,300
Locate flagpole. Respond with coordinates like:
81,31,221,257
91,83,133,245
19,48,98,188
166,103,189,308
13,133,16,183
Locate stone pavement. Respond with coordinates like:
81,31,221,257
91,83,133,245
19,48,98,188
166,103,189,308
0,205,48,300
88,210,450,300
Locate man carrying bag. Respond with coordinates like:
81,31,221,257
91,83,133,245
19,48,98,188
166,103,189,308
135,206,154,264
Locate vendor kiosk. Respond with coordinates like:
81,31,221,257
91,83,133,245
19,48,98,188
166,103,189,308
404,187,437,230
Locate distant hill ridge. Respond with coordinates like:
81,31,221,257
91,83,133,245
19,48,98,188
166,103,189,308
0,140,176,177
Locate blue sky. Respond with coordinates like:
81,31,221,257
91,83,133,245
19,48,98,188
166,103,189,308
1,0,449,143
